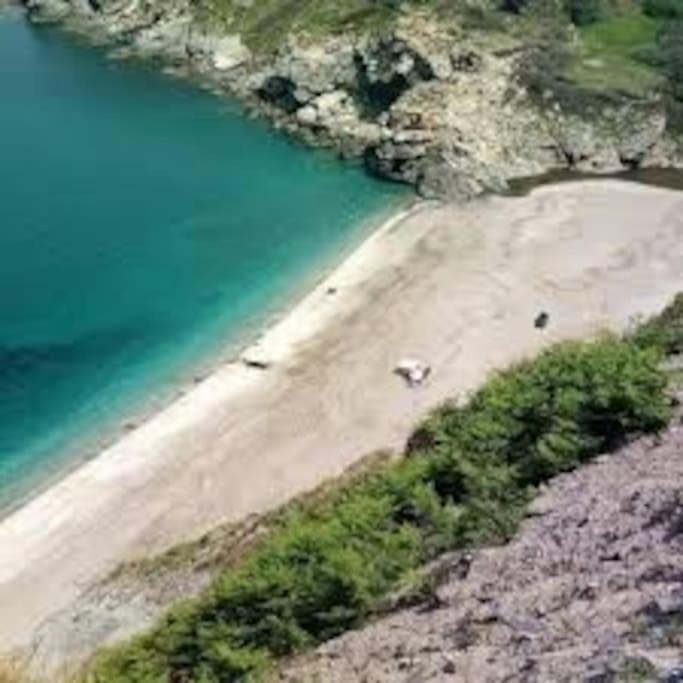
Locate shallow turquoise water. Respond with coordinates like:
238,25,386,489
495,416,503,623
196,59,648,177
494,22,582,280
0,15,404,508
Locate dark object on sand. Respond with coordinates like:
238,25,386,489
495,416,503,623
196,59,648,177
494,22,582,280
535,311,550,329
242,357,271,370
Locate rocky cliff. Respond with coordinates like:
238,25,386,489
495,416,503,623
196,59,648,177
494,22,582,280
21,0,683,196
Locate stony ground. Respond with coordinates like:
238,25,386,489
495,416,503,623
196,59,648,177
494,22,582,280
278,395,683,683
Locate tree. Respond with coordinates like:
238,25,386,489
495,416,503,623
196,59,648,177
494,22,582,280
657,21,683,100
565,0,605,24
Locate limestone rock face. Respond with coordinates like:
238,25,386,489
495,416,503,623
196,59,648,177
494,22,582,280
133,17,193,61
22,0,683,198
366,52,562,197
187,32,251,72
269,37,358,104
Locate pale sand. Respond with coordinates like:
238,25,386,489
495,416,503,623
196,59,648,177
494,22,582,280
1,180,682,654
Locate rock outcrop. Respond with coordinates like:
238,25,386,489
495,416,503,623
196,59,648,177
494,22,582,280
20,0,683,197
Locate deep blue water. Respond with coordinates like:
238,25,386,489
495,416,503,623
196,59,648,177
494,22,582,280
0,14,403,508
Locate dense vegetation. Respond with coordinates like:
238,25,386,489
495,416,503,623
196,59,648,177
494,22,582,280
492,0,683,111
79,294,683,683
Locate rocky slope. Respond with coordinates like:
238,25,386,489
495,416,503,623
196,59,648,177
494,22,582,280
20,0,683,198
277,398,683,683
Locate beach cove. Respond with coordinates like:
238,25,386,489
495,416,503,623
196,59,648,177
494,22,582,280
2,3,683,673
0,0,683,676
1,178,682,668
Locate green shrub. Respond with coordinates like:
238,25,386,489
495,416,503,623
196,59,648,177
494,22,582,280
85,314,676,683
501,0,608,24
500,0,527,12
657,21,683,99
86,457,465,683
630,292,683,355
412,337,670,485
514,34,630,116
643,0,683,19
565,0,607,25
665,97,683,134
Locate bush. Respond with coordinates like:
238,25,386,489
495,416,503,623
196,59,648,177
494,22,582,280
86,315,676,683
86,457,465,683
565,0,606,25
665,97,683,134
500,0,531,12
657,21,683,100
643,0,683,19
513,32,629,116
630,292,683,356
501,0,607,23
413,337,670,486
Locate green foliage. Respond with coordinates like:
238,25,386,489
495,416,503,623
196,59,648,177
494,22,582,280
665,97,683,133
580,13,661,52
501,0,607,24
655,20,683,99
196,0,401,52
565,0,607,25
413,337,670,486
636,19,683,131
85,301,680,683
630,292,683,356
569,13,663,95
86,457,466,683
512,5,663,107
500,0,533,12
643,0,683,19
510,0,683,100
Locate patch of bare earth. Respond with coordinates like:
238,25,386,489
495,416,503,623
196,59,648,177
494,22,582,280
278,398,683,683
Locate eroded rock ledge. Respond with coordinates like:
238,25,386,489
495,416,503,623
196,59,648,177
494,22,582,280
20,0,683,197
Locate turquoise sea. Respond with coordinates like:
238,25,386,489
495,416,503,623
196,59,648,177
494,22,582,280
0,14,404,509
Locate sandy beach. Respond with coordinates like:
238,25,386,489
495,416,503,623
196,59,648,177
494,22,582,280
1,179,682,661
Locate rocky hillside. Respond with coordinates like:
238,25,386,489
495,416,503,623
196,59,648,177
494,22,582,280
20,0,683,197
277,399,683,683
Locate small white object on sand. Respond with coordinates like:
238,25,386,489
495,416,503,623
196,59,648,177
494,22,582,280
394,358,431,388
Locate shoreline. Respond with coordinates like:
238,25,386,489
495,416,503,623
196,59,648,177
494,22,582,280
0,195,415,522
1,179,683,665
0,196,432,654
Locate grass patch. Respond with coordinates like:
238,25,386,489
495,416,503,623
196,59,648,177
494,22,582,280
80,305,679,683
195,0,402,52
569,13,663,94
